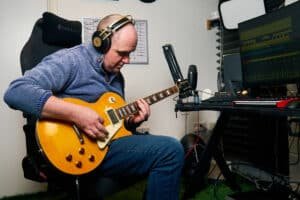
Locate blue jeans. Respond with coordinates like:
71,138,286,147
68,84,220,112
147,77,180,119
81,134,184,200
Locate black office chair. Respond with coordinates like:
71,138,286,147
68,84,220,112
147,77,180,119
20,12,136,200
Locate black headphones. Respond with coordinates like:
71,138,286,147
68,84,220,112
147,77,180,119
92,15,134,54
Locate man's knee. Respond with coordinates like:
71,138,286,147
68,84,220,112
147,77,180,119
162,136,185,166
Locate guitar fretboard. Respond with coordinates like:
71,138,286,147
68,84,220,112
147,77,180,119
115,86,178,120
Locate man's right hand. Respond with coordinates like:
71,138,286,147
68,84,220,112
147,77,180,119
71,105,109,141
41,96,108,141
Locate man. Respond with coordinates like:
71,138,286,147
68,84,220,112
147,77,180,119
4,14,184,200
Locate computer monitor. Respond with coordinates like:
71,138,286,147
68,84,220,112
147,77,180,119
238,1,300,93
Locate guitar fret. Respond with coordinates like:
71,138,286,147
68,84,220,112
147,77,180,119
119,108,124,118
125,105,132,115
158,92,164,99
152,95,157,102
117,86,179,119
130,103,137,113
166,89,171,96
121,107,127,116
128,103,137,114
134,102,139,112
145,98,152,104
116,109,123,119
116,108,124,119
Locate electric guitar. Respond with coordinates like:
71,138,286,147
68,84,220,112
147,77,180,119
36,85,179,175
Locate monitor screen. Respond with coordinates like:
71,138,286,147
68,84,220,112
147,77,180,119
238,1,300,89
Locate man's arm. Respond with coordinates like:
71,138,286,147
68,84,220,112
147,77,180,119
41,96,108,140
4,50,75,117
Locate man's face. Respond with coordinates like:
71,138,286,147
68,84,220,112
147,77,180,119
102,24,137,74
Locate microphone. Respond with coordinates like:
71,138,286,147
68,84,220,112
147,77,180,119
187,65,198,91
162,44,193,99
188,64,200,104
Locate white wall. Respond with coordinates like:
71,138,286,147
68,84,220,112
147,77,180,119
0,0,219,197
0,0,48,197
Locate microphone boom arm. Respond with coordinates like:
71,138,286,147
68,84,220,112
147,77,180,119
162,44,184,83
162,44,193,98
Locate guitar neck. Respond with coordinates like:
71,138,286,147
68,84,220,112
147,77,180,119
115,86,178,120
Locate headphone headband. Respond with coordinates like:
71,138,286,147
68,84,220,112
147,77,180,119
108,15,134,32
99,15,134,40
92,15,134,53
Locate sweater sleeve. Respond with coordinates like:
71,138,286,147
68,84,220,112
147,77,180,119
4,49,76,117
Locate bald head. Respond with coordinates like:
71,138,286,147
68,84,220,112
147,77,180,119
96,14,137,50
100,14,138,74
97,14,125,31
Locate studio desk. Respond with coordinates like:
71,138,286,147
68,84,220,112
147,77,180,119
175,97,300,193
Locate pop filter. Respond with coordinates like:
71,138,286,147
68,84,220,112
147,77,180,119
187,65,198,91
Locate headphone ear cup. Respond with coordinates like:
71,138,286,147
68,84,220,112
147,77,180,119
99,37,111,54
92,31,103,51
92,31,111,54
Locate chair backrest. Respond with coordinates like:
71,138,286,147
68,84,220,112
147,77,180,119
20,12,82,74
20,12,82,182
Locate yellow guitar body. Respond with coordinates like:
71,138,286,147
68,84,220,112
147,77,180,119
36,92,131,175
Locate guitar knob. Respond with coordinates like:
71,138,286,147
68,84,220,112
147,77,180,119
65,154,72,162
78,147,85,155
75,161,82,168
89,155,95,162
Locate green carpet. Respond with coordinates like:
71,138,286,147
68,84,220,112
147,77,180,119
0,179,254,200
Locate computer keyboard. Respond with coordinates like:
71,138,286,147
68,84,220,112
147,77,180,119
202,93,300,108
233,99,279,106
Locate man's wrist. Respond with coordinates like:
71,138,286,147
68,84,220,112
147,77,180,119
125,116,141,131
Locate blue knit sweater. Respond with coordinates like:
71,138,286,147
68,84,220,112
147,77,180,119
4,43,124,117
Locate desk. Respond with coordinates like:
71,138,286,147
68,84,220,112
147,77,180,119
176,102,300,116
176,101,294,197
